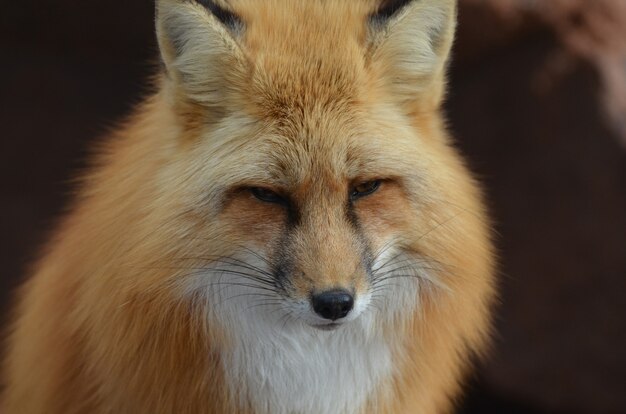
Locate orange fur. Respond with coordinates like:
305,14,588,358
2,1,495,413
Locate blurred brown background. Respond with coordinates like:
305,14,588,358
1,1,625,413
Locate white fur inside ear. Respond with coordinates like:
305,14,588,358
370,0,456,102
157,1,245,106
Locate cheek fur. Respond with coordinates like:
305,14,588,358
220,192,287,248
355,181,414,249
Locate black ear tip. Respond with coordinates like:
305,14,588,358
196,0,242,29
371,0,415,21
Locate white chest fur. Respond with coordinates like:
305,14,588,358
221,313,394,414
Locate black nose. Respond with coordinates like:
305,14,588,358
311,290,354,321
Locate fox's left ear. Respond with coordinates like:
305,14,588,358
368,0,457,112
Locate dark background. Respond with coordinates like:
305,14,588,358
1,1,625,413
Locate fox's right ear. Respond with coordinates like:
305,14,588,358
156,0,247,108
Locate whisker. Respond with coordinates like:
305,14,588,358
214,292,279,307
173,255,275,278
186,278,279,295
179,238,275,268
371,250,406,274
179,268,277,289
244,301,284,312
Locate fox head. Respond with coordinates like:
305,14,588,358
135,0,492,337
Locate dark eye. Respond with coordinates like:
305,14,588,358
250,187,286,205
350,180,381,201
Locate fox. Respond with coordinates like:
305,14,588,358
2,0,495,413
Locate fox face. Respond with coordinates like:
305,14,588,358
193,108,427,330
149,0,491,337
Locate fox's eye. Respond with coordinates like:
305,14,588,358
250,187,285,205
350,180,381,201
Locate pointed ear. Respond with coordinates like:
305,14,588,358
156,0,248,109
368,0,457,112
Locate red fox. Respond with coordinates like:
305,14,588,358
2,0,495,413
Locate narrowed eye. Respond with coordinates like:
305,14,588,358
350,180,381,201
250,187,286,205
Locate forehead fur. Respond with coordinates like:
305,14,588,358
229,0,379,119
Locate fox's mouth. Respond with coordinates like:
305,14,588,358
311,322,343,331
